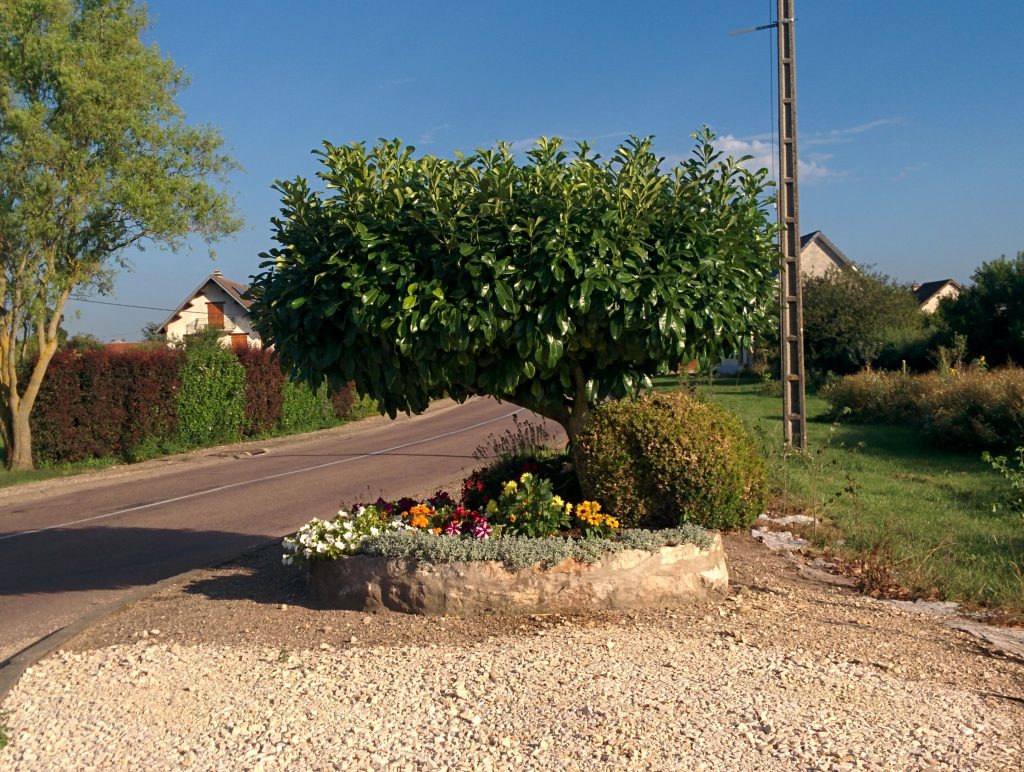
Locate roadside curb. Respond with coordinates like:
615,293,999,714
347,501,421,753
0,538,276,704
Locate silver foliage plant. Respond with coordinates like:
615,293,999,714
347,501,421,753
357,526,712,571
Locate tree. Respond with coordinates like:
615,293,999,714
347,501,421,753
0,0,240,469
249,132,777,455
940,252,1024,366
802,266,927,374
140,321,165,343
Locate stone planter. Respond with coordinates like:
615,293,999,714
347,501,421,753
308,534,727,615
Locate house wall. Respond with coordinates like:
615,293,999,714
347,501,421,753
920,283,960,314
163,281,261,348
800,240,845,278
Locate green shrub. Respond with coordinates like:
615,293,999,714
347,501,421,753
461,415,579,509
280,379,335,433
575,391,767,530
823,367,1024,451
820,369,922,424
177,339,246,447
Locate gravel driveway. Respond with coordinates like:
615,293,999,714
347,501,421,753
2,533,1022,770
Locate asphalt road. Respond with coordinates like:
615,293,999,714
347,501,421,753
0,398,555,662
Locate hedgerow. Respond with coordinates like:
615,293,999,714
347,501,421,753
822,367,1024,451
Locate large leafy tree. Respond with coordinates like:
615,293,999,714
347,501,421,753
0,0,240,469
939,252,1024,365
250,131,776,451
803,266,927,374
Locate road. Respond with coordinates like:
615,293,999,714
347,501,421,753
0,398,555,662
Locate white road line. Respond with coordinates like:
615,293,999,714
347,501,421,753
0,408,522,542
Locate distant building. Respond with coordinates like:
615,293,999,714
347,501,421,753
912,279,962,314
717,231,854,375
798,231,857,278
157,270,261,350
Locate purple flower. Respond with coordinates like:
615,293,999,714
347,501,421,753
471,520,492,540
429,490,456,509
443,521,462,536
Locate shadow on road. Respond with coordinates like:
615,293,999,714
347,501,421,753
182,542,316,608
0,526,275,597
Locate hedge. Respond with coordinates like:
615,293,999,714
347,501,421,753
30,345,366,465
822,367,1024,451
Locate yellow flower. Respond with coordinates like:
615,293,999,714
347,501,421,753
502,480,518,495
552,495,564,510
564,502,573,515
486,499,498,515
519,472,533,483
509,514,517,522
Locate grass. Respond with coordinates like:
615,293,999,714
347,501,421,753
654,374,1024,619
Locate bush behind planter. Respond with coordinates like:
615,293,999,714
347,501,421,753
822,367,1024,451
575,391,768,530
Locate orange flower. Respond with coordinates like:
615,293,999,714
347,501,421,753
410,514,430,528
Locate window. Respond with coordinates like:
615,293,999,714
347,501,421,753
207,302,225,330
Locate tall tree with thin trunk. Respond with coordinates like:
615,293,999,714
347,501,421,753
0,0,240,469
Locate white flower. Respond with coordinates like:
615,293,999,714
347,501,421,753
282,555,293,565
369,527,379,536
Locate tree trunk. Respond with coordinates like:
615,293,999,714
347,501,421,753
6,406,33,471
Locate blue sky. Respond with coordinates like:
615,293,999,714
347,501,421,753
65,1,1024,340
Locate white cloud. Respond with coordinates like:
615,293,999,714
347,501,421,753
417,123,452,145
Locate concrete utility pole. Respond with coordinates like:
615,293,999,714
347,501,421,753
776,0,807,449
732,1,808,448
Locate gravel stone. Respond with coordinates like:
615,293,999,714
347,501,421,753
1,532,1021,770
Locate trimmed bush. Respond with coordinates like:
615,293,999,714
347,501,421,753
823,367,1024,451
575,391,767,530
31,347,183,464
280,379,335,433
177,340,246,447
236,347,285,436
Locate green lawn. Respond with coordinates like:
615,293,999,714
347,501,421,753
656,375,1023,618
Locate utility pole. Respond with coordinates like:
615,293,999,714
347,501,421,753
776,0,807,449
731,2,808,449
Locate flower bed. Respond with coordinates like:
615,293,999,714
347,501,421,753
284,474,728,615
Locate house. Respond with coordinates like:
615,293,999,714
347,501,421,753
157,270,261,350
912,279,962,314
799,230,858,277
716,230,854,375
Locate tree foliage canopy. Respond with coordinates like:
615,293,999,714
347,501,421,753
939,252,1024,366
802,266,927,374
250,131,777,441
0,0,240,468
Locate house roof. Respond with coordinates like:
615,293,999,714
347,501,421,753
914,279,962,305
156,271,253,333
800,230,856,271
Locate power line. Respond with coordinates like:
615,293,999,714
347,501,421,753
69,296,207,316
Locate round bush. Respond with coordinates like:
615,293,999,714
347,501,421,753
575,391,767,530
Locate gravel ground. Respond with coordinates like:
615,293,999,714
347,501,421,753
2,532,1022,770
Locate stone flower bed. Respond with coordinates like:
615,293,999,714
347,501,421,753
284,473,728,615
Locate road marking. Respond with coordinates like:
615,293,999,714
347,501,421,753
0,407,522,542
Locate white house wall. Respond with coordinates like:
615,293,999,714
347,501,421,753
801,240,845,278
